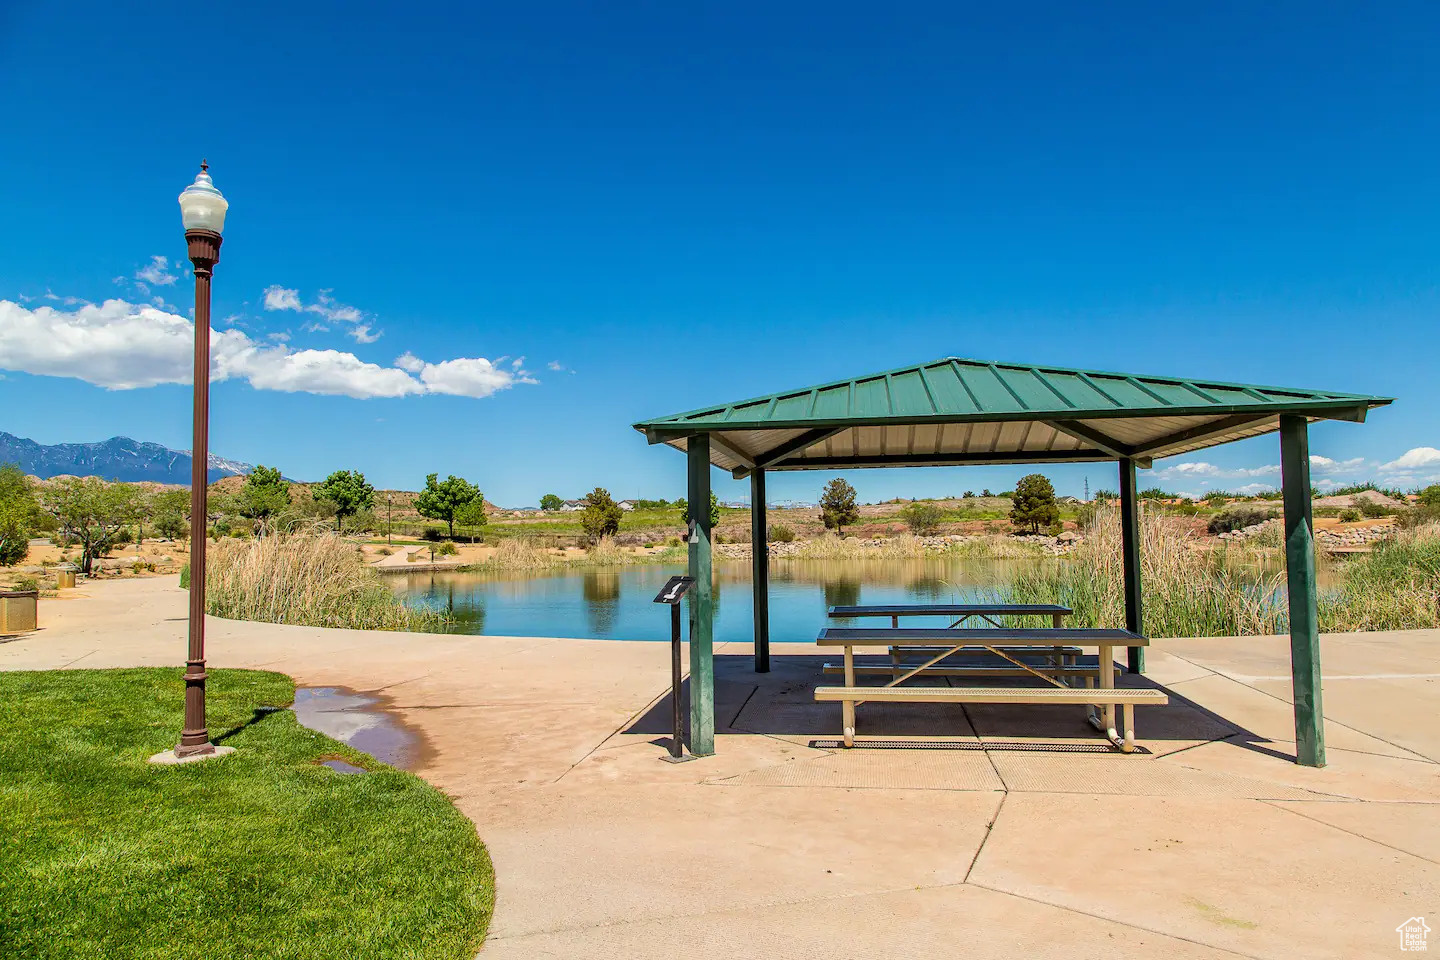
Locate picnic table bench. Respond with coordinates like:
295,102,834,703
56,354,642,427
814,627,1166,752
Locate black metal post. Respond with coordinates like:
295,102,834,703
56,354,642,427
670,601,684,759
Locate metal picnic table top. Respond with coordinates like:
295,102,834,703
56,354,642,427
827,603,1072,618
816,627,1148,647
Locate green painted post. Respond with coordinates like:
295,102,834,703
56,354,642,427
750,468,770,672
687,435,715,756
1281,414,1326,767
1118,458,1145,674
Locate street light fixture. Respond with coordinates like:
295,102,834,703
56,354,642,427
174,161,228,758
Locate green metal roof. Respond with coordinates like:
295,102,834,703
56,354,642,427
634,357,1392,476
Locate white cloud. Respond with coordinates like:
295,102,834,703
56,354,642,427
547,360,566,371
349,324,381,344
415,357,532,398
1235,482,1278,495
0,297,532,400
1380,447,1440,473
134,256,178,288
1155,461,1279,480
263,285,303,311
1309,455,1365,473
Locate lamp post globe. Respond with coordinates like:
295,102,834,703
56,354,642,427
174,161,227,759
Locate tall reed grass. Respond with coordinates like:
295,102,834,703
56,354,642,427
993,507,1286,637
204,531,445,632
792,533,929,560
1320,523,1440,631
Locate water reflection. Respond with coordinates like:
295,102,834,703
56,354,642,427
391,557,1064,643
581,571,621,634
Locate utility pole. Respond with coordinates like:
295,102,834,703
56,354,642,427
385,494,393,546
1084,477,1090,502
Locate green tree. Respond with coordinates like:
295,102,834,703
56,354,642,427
681,491,720,530
580,487,623,543
0,464,39,567
899,500,943,535
1418,484,1440,508
149,489,191,541
313,470,376,533
454,500,488,541
39,478,142,573
414,473,483,538
539,493,563,511
1009,473,1060,534
819,478,860,536
981,488,993,498
236,465,291,534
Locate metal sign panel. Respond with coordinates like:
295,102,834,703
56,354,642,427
653,575,695,605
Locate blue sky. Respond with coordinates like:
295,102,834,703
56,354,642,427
1,2,1436,505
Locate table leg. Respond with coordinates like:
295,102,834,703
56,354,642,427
1053,645,1065,686
843,644,856,747
1098,642,1119,747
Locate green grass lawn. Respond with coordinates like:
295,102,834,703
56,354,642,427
0,668,493,959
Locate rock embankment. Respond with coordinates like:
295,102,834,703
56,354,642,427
1217,517,1394,549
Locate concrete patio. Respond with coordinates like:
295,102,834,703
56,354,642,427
4,577,1437,958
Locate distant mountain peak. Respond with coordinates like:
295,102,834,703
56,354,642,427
0,431,254,485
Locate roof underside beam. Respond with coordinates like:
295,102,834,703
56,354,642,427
1043,420,1147,465
1133,413,1278,458
765,449,1116,471
706,432,755,468
732,427,846,478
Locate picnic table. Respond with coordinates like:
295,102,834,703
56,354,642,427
814,627,1165,752
827,602,1072,628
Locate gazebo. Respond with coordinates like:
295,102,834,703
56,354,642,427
634,357,1391,767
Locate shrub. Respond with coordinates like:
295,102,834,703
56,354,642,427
1339,508,1361,523
435,541,458,557
581,488,624,542
899,501,943,535
420,527,446,543
768,523,796,543
1358,501,1392,519
1207,505,1272,535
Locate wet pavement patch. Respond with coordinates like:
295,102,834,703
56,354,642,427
315,756,369,775
291,686,429,770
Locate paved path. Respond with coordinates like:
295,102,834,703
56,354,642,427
5,578,1438,958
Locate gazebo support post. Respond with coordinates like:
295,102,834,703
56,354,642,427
687,435,716,756
750,468,770,672
1118,458,1145,674
1280,414,1326,767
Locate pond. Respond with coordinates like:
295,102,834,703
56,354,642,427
389,558,1066,642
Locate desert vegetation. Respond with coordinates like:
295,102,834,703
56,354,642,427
198,530,444,632
996,506,1440,636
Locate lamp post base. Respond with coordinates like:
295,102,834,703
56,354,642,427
148,745,235,766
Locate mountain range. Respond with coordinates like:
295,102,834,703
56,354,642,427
0,432,255,484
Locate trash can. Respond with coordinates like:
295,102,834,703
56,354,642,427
56,563,78,589
0,590,38,635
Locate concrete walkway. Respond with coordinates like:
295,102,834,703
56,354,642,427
5,578,1437,958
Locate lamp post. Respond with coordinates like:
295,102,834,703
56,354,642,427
175,161,228,758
